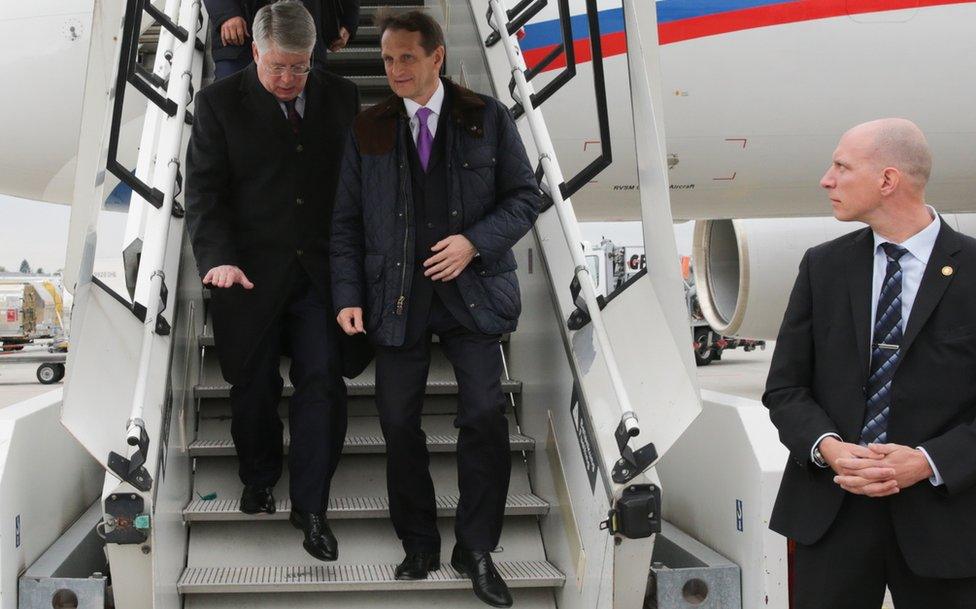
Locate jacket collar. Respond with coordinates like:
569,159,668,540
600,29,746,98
847,218,962,380
355,77,486,155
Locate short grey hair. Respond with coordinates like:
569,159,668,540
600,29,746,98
252,0,316,55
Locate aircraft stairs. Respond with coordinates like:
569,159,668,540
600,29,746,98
47,0,704,607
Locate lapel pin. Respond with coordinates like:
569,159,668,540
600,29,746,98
942,266,954,276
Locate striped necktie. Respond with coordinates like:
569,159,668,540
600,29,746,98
859,242,909,445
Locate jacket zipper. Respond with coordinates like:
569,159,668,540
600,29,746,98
395,160,409,316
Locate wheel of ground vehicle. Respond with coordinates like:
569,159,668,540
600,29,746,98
693,327,714,367
37,363,60,384
54,363,66,382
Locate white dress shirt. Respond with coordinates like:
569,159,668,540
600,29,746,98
813,206,944,486
403,79,444,142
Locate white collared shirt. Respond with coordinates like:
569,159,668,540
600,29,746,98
813,205,945,485
403,79,444,143
870,205,941,339
278,90,306,119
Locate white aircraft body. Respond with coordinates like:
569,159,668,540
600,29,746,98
5,0,974,223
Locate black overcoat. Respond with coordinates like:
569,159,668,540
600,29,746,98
185,64,363,384
765,221,976,578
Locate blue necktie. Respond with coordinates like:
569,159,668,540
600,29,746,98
859,242,908,445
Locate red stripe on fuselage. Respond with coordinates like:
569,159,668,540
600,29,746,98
523,31,627,72
659,0,974,44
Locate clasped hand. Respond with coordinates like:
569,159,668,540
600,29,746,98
820,437,933,497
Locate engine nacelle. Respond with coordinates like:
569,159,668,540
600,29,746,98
692,214,976,340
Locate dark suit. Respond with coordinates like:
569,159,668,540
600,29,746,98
374,89,511,554
203,0,360,78
185,65,359,512
764,221,976,608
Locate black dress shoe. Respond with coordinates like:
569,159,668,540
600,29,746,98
451,545,513,608
395,551,441,580
289,509,338,561
240,486,275,514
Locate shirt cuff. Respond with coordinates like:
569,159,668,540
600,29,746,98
916,446,944,486
811,432,842,467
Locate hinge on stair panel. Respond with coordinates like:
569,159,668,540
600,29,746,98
100,492,149,544
567,271,606,331
611,417,658,484
600,484,661,539
107,419,153,492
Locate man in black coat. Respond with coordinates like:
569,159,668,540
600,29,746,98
203,0,359,79
765,118,976,608
185,1,359,562
330,11,539,607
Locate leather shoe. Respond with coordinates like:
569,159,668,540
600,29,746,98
240,486,275,515
395,551,441,580
289,509,338,561
451,544,513,608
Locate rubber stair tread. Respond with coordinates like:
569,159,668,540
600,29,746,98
183,492,549,521
178,560,565,593
188,431,535,456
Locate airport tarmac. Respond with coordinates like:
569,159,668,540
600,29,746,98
0,361,61,409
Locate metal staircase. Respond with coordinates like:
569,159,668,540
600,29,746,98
178,327,563,606
44,0,705,607
174,1,564,606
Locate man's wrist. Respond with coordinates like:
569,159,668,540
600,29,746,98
812,433,842,468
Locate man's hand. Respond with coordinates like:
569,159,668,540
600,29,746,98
820,437,898,497
337,307,365,335
867,443,934,490
329,26,351,52
203,265,254,289
423,235,477,281
220,16,249,46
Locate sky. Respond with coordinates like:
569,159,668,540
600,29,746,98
0,195,71,273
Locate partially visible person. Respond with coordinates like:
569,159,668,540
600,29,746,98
203,0,359,79
185,0,361,562
330,9,540,607
765,118,976,609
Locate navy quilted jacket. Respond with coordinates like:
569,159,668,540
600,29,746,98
330,79,541,347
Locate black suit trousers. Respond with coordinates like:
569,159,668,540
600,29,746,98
375,293,511,554
228,272,348,513
793,494,976,609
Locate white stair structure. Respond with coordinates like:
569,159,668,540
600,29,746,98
42,0,707,608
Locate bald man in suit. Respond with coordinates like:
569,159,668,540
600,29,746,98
765,118,976,609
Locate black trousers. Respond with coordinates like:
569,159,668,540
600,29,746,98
228,275,348,513
375,294,511,553
793,494,976,609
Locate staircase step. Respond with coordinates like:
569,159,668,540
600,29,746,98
183,493,549,522
178,561,565,594
199,331,509,347
188,431,535,457
194,378,521,398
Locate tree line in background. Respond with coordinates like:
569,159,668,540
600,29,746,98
0,259,61,275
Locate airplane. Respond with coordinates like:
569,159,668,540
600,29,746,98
1,1,973,608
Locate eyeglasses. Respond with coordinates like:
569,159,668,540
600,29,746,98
263,64,312,76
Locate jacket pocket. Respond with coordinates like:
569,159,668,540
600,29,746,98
470,253,520,320
364,253,385,331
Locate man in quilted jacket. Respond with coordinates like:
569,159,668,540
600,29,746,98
330,10,540,607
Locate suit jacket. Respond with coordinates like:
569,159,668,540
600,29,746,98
203,0,360,65
185,64,369,383
764,220,976,578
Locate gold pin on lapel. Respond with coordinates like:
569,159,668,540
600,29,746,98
942,265,954,276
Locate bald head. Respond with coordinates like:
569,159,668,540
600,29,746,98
846,118,932,188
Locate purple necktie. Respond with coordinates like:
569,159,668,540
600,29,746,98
415,106,433,171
